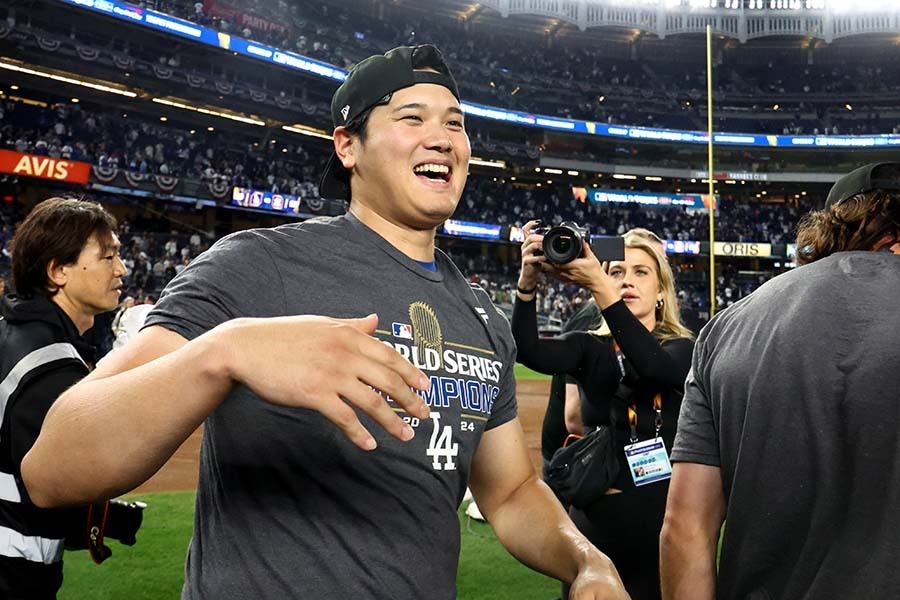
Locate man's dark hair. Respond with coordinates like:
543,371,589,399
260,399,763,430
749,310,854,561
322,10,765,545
11,197,118,298
343,103,380,144
795,190,900,264
330,101,384,190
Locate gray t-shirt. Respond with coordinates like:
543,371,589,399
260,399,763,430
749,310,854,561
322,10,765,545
672,252,900,600
145,213,518,599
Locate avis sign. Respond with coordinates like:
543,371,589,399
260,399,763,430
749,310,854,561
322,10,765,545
0,150,91,185
714,241,773,257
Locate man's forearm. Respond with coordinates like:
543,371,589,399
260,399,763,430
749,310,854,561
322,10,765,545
488,477,611,583
660,462,724,600
659,519,717,600
23,328,232,507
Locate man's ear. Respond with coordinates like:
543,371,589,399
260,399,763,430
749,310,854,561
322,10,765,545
47,259,67,291
333,126,357,171
873,232,900,254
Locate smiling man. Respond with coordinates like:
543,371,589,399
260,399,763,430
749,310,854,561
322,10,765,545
23,47,628,599
0,197,143,598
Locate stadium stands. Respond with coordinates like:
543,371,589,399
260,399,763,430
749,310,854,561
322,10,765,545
3,0,897,344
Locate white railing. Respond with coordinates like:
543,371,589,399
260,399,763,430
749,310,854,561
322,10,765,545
485,1,900,42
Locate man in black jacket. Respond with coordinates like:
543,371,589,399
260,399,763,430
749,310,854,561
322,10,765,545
0,197,141,599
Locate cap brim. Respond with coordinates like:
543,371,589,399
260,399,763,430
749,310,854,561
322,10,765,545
319,152,350,201
824,162,900,210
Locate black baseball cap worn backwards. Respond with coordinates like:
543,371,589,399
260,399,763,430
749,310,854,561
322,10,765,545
825,162,900,209
319,44,460,201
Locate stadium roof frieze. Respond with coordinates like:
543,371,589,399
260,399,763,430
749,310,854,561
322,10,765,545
479,0,900,43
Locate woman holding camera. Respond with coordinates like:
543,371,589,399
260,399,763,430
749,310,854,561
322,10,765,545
512,222,694,600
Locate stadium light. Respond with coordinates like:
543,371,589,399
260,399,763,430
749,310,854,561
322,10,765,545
282,124,332,140
470,157,507,169
0,59,137,97
151,97,265,126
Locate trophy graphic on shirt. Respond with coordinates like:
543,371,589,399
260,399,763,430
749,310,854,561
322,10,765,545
409,302,443,369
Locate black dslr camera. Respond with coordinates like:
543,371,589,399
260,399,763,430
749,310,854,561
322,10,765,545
533,221,625,265
533,221,589,265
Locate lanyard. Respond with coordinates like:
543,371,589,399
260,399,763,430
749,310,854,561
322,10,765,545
615,343,663,442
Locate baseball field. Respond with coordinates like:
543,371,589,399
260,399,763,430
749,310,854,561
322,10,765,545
59,366,561,599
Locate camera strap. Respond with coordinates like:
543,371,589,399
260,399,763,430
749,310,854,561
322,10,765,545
86,500,112,564
612,342,672,487
614,343,663,443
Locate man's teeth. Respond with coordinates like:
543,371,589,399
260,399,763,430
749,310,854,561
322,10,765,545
413,164,450,175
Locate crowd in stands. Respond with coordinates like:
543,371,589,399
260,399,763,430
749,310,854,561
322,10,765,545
0,98,329,200
444,243,768,335
1,93,812,256
12,0,900,139
138,0,900,135
1,95,816,251
455,177,814,245
0,201,21,280
0,181,785,338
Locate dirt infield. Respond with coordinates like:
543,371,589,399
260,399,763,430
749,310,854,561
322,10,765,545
132,378,552,494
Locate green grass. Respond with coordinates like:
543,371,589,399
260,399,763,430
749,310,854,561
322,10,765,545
60,491,561,600
514,363,553,381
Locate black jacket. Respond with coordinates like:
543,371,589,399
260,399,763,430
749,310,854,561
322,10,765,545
0,294,93,599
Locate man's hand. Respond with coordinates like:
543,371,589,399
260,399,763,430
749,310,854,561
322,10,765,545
568,556,632,600
217,313,431,451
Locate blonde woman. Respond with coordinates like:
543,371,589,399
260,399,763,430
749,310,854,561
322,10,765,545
513,223,694,600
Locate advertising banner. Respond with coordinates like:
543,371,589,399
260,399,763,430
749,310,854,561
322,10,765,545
0,150,91,184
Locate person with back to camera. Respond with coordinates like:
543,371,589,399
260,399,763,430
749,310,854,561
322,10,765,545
22,45,629,599
513,224,694,600
660,162,900,600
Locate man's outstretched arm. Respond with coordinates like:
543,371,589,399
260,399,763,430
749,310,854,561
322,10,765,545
23,314,430,507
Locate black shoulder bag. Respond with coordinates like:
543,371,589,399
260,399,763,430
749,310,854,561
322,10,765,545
545,383,633,508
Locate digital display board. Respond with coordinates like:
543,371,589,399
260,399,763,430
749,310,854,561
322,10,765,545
576,187,717,210
664,240,702,255
231,187,301,214
442,219,502,240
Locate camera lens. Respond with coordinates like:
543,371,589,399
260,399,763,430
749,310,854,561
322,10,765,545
543,226,583,264
553,236,573,254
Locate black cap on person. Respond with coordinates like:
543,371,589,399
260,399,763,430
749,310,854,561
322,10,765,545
319,45,460,201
